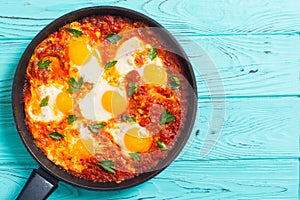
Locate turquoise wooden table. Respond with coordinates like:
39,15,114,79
0,0,299,199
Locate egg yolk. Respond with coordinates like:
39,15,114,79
102,91,126,116
143,64,167,85
72,139,93,159
124,127,153,153
56,91,73,114
69,40,91,66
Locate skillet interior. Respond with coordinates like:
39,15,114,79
12,6,197,190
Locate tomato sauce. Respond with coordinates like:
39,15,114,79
24,15,189,183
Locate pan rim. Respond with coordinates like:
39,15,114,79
12,6,198,190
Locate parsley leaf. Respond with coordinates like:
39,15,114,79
88,123,106,134
68,77,76,86
128,82,138,96
160,109,175,124
121,115,136,122
104,61,117,70
129,152,141,162
157,141,168,151
66,28,83,37
40,97,49,107
38,59,51,69
168,74,181,90
68,115,77,125
105,33,122,44
49,132,65,141
66,88,77,93
148,46,158,60
67,77,84,93
97,160,116,174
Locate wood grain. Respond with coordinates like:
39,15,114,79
180,97,300,160
140,0,300,35
185,34,300,96
1,0,300,39
0,0,299,199
1,159,298,200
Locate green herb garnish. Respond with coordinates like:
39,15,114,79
129,152,141,162
38,59,51,69
148,45,158,60
49,132,65,141
67,77,83,93
168,74,181,90
40,97,49,107
128,82,138,96
66,28,83,37
88,123,106,134
105,33,122,44
157,141,168,151
67,115,77,125
160,109,175,124
121,115,136,122
97,160,116,174
104,61,117,70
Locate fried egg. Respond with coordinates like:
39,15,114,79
69,38,92,66
75,124,98,156
69,38,103,85
115,37,142,75
106,123,153,154
114,37,167,86
52,124,96,171
136,62,167,85
79,79,127,121
27,84,73,122
77,51,102,85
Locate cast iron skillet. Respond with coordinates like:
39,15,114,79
12,6,197,200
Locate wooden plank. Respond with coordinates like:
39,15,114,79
181,35,300,97
0,40,29,84
1,159,298,199
1,97,299,163
140,0,300,35
1,0,300,39
0,0,299,199
179,97,300,160
1,34,299,97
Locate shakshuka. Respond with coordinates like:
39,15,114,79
24,15,189,183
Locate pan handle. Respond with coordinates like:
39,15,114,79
16,167,58,200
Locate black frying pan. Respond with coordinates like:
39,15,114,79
12,6,197,200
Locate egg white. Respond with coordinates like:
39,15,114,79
76,49,103,85
78,124,98,155
79,78,127,122
115,37,143,75
27,85,65,122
